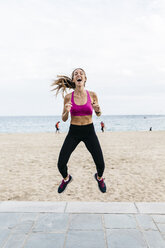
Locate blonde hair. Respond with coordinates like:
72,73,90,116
51,68,87,97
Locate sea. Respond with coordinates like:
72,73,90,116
0,115,165,133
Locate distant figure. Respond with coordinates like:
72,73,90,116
149,127,152,131
100,121,105,132
55,121,60,133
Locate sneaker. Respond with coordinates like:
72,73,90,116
58,175,72,193
94,173,106,193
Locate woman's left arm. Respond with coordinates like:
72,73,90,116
91,92,102,116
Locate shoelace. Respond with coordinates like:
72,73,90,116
98,178,105,188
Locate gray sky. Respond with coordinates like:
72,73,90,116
0,0,165,115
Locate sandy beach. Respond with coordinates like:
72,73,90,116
0,131,165,202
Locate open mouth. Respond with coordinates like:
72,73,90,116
77,79,82,82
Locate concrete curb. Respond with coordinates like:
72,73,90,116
0,202,165,214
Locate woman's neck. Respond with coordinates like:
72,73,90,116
74,87,86,96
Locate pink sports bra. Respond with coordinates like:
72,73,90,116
70,90,93,116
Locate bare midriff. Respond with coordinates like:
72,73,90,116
70,115,93,125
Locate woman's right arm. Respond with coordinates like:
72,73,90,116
62,94,72,122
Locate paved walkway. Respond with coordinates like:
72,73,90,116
0,202,165,248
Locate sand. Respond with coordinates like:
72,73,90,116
0,131,165,202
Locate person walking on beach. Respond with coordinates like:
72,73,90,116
100,121,105,132
55,121,60,133
51,68,106,194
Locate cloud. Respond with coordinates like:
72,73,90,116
0,0,165,115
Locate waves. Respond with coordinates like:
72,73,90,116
0,115,165,133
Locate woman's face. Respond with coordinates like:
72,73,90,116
72,69,87,87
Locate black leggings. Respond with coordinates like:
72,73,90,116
57,123,105,178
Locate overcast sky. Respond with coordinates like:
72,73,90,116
0,0,165,116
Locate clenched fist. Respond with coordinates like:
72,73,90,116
92,100,100,113
65,102,72,113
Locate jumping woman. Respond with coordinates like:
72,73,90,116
52,68,106,193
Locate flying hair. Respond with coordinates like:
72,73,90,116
51,68,87,97
51,75,75,97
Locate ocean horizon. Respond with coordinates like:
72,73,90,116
0,115,165,133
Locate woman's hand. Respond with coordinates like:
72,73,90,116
92,100,100,113
65,102,72,113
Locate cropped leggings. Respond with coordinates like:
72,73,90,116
57,123,105,178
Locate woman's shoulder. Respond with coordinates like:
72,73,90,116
64,92,72,101
65,92,72,98
88,91,97,97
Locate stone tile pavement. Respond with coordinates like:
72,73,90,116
0,202,165,248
